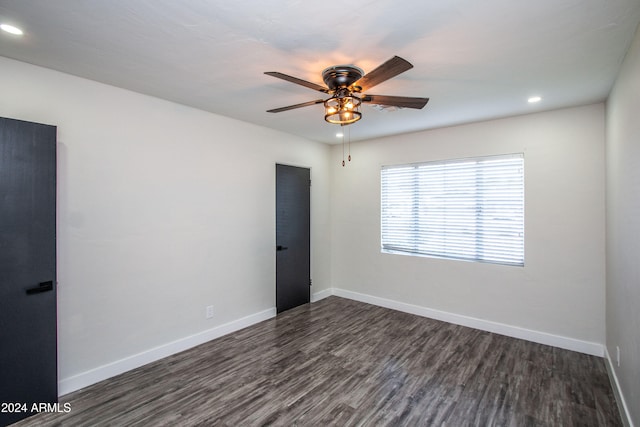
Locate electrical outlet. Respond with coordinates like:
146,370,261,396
205,305,214,319
616,346,621,367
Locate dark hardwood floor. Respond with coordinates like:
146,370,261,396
13,296,621,426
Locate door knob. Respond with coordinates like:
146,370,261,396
276,245,289,251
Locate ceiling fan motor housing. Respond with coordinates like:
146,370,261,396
322,65,364,90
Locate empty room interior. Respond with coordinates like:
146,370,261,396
1,1,639,426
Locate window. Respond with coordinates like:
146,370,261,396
381,153,524,266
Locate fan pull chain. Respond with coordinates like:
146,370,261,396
342,127,346,167
339,126,352,167
348,126,351,162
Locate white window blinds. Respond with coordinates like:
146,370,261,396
381,153,524,266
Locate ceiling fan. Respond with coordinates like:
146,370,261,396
265,56,429,126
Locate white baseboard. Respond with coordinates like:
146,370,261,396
311,288,332,302
330,288,604,357
604,347,635,427
58,307,276,396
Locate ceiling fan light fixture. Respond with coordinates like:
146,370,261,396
324,94,362,125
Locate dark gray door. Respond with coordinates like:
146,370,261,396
276,164,310,313
0,117,57,426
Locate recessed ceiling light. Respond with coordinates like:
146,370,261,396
336,132,344,138
0,24,24,36
528,96,542,103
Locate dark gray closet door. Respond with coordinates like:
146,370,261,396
0,117,57,426
275,164,310,313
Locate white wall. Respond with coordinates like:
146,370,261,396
0,57,332,387
606,23,640,426
331,104,606,346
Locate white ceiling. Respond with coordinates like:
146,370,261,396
1,0,639,144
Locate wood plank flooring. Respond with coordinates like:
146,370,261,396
13,296,621,426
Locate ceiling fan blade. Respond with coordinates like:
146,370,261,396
267,99,325,113
355,56,414,91
362,95,429,109
265,72,330,93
